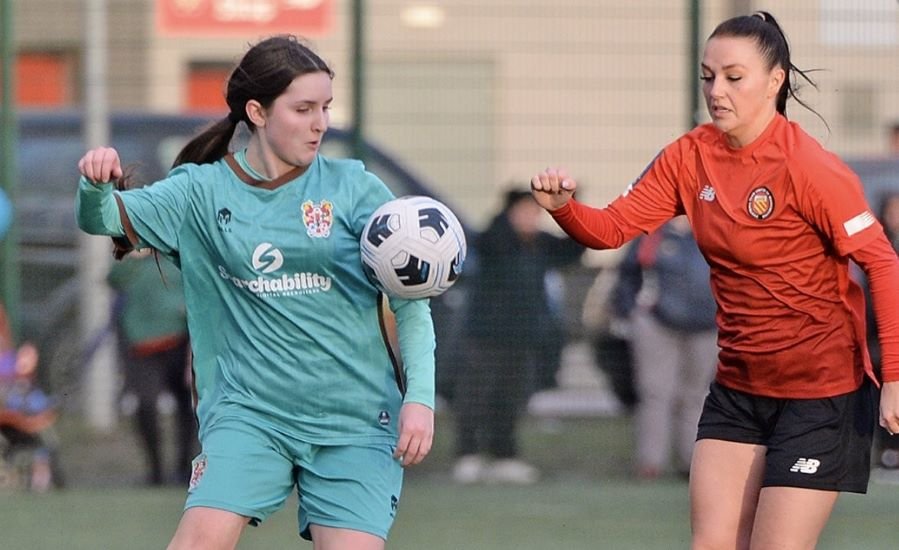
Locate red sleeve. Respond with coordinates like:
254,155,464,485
548,200,636,249
794,147,881,256
851,233,899,383
548,142,686,249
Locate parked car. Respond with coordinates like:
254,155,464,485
13,110,469,401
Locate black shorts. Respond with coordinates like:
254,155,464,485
696,379,877,493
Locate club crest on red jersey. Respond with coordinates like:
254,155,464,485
302,200,334,238
747,187,774,220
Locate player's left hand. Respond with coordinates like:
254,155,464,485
394,402,434,466
881,380,899,436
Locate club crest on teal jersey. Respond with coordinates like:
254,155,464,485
302,200,333,238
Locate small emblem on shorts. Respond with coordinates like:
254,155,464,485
378,410,390,426
789,457,820,474
189,453,207,492
747,187,774,220
390,495,399,515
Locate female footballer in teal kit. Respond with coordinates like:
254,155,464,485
76,35,436,550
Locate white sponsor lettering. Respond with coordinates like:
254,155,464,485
214,0,276,23
218,265,332,296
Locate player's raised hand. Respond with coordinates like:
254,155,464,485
530,167,577,211
78,147,123,184
394,402,434,466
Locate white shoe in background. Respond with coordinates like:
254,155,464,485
483,458,540,485
452,454,488,484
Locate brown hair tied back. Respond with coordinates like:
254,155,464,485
172,35,333,169
710,10,827,130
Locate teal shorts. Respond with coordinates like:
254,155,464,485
185,417,404,540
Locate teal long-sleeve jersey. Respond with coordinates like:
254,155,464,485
77,154,436,444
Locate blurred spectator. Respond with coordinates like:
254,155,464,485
107,250,197,486
451,189,584,484
533,269,570,392
581,248,638,413
866,191,899,473
0,306,59,492
612,216,717,480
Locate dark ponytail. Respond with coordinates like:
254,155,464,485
710,11,824,126
172,34,333,168
172,117,238,168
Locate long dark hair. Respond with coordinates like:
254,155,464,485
111,35,332,260
709,11,822,123
173,34,334,168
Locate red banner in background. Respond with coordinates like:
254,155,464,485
156,0,332,36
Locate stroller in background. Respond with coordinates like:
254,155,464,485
0,342,63,492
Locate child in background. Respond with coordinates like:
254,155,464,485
0,339,58,491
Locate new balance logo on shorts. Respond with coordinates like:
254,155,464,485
789,458,821,474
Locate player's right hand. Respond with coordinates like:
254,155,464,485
78,147,123,184
530,167,577,211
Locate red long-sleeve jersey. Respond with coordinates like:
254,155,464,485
552,114,899,398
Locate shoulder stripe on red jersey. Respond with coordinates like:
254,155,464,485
844,211,876,237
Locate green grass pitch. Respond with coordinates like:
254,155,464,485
2,416,896,548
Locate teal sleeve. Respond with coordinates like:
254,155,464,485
75,177,125,236
0,188,12,240
392,297,436,408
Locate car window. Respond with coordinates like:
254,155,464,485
18,137,83,246
321,132,453,208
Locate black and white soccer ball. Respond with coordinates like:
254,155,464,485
360,196,467,300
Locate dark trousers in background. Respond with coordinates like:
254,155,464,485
125,339,197,485
453,339,534,459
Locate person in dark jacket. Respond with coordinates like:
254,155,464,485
612,216,717,479
451,189,584,484
866,190,899,474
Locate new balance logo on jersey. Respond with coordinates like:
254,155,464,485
790,458,820,474
699,185,716,202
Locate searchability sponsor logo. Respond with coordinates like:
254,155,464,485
218,265,333,297
217,242,333,297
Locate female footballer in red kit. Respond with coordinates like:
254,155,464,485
531,12,899,550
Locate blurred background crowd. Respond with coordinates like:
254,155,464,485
2,0,899,492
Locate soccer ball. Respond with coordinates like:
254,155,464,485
360,196,467,300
